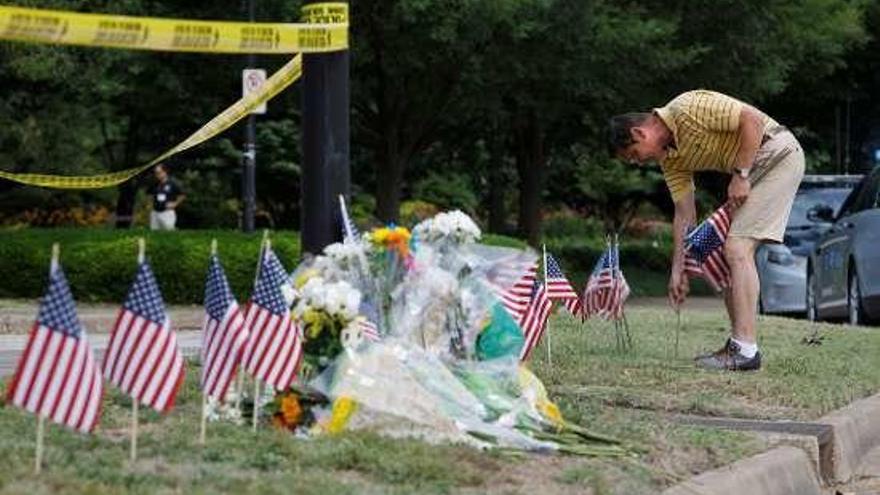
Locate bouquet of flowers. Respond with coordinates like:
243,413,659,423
256,210,631,456
413,209,481,246
291,275,362,374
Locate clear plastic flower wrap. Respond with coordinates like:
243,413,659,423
284,211,628,455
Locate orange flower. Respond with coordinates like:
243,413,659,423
281,394,303,425
368,226,412,257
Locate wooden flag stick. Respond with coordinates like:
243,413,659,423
131,238,145,463
137,238,146,264
250,234,272,432
200,239,218,445
252,379,261,431
50,242,60,272
235,370,245,413
35,244,61,473
542,244,552,367
130,399,139,463
199,395,208,445
35,415,44,474
675,308,682,359
237,234,269,414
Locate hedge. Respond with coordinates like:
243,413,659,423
0,228,529,304
0,228,703,304
0,228,301,305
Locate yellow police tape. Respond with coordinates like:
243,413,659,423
0,55,302,189
0,4,347,54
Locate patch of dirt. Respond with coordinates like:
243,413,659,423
459,454,593,495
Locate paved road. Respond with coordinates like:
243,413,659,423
0,331,203,377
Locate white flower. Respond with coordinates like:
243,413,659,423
413,210,481,244
292,276,362,322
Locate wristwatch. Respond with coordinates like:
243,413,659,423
733,167,751,179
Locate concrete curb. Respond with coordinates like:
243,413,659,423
664,391,880,495
818,393,880,483
662,446,823,495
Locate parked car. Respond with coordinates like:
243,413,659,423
757,175,862,315
806,167,880,325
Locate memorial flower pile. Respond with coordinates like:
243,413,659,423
264,210,629,455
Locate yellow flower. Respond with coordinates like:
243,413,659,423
518,365,565,428
294,268,319,289
303,310,324,339
327,396,357,434
539,400,564,430
369,227,391,244
368,226,411,258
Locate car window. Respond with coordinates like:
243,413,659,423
787,188,853,227
840,171,880,216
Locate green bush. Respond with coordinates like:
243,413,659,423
0,228,527,304
542,212,604,240
0,228,300,304
412,172,479,214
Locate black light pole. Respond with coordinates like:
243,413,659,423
242,0,257,233
300,2,350,255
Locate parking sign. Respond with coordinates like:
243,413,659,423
242,68,267,114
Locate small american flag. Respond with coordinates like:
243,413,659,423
582,243,629,321
6,264,103,433
103,262,184,412
545,253,580,315
356,317,380,342
489,258,538,322
200,254,250,401
518,280,553,361
684,205,732,291
582,248,615,320
607,242,630,320
240,248,303,391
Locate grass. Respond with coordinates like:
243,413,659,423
532,306,880,421
3,304,878,493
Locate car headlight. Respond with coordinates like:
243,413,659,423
767,249,797,266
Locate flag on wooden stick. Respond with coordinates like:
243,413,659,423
103,261,185,412
6,262,103,433
545,253,580,315
240,246,303,390
684,204,732,291
518,280,553,361
200,254,250,401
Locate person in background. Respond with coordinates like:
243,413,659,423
149,163,185,230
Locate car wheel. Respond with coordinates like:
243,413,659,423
848,268,866,326
807,267,819,322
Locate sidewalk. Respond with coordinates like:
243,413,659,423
0,296,728,335
0,298,204,335
0,299,205,377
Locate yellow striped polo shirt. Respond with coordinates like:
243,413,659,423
655,90,778,202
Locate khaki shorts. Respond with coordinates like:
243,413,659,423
150,210,177,230
729,129,805,242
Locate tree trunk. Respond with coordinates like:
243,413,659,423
114,182,137,228
487,127,508,234
515,113,545,247
114,117,140,229
375,142,404,224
